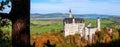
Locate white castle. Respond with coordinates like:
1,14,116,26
63,9,101,42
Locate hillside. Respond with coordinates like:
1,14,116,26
30,13,120,20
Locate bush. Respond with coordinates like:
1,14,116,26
0,18,11,47
0,30,11,47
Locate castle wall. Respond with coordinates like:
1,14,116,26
78,23,85,36
64,23,85,36
89,28,97,42
84,28,97,41
64,23,78,36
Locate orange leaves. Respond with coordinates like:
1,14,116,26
31,27,120,47
32,35,48,47
57,35,64,44
32,32,63,47
49,36,58,44
34,36,45,47
105,35,111,43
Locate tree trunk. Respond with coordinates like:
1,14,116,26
10,0,30,47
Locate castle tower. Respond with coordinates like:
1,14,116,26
97,17,100,31
68,9,73,18
87,23,91,27
73,18,75,24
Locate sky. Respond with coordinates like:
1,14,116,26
1,0,120,15
30,0,120,15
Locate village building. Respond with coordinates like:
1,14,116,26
63,9,101,42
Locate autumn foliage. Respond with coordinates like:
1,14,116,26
32,32,64,47
31,28,120,47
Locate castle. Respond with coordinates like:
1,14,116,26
63,9,101,42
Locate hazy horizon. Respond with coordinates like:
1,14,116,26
31,12,120,16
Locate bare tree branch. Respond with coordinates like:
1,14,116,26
0,13,10,19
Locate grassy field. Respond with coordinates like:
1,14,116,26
30,20,63,35
84,18,114,28
1,18,114,35
30,19,114,35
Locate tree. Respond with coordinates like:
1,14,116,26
0,0,30,47
112,30,119,41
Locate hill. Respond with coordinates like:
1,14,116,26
30,13,120,20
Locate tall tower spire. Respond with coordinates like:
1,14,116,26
69,9,71,13
68,9,73,18
97,17,100,31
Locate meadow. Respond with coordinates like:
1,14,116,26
30,20,63,35
30,18,114,35
1,18,114,35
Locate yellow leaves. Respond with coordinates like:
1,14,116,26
48,36,58,44
32,32,62,47
112,31,119,41
105,34,111,43
94,28,120,43
32,28,120,47
57,36,64,44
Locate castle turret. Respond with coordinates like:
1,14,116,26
97,17,100,31
87,23,91,27
73,18,75,24
68,9,73,18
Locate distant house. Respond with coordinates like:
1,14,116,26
63,9,101,42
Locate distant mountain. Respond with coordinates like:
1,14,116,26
31,13,67,18
31,13,120,19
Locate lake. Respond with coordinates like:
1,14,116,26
31,15,109,20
